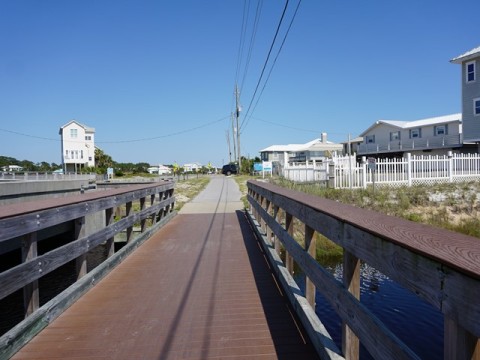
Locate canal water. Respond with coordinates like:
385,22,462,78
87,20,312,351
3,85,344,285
295,257,443,359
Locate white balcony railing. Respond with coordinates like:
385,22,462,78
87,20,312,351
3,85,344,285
358,134,463,154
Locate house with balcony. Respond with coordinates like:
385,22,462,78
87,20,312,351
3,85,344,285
451,45,480,145
260,133,343,167
356,113,469,157
59,120,95,172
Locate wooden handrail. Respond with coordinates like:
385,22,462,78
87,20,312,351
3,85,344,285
247,179,480,360
0,181,175,303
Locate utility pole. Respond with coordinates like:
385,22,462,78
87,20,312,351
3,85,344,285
225,130,231,163
235,85,242,171
231,112,236,165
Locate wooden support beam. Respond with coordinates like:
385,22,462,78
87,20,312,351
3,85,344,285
140,197,147,233
305,224,316,308
75,216,87,280
22,232,39,318
126,201,133,243
342,249,360,360
285,212,294,275
444,316,480,360
105,207,115,258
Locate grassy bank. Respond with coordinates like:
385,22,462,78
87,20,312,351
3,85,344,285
271,177,480,238
174,176,211,211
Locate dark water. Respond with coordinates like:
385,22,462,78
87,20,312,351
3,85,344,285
294,258,443,359
0,233,116,337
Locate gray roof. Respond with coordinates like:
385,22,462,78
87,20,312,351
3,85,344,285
450,45,480,64
59,120,95,134
360,113,461,136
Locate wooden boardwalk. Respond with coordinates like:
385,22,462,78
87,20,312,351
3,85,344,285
11,177,319,359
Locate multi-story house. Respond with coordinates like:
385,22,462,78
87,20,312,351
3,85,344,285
357,113,467,157
59,120,95,172
451,45,480,144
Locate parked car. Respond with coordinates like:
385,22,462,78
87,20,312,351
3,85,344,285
222,164,238,175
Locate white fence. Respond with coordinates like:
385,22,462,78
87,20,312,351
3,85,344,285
282,160,329,183
0,172,96,182
281,153,480,189
334,153,480,189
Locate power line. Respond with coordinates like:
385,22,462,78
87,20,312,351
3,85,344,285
241,0,302,133
239,0,264,94
0,115,230,145
240,0,291,129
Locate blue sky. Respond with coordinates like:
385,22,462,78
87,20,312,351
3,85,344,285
0,1,479,167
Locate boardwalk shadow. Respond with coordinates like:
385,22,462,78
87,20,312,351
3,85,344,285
235,210,320,360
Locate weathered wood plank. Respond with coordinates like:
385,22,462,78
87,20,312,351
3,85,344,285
0,182,175,242
250,197,420,359
21,232,39,318
248,179,480,358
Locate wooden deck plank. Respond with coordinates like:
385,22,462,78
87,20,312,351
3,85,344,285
11,177,319,359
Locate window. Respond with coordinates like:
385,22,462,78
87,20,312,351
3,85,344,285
474,98,480,116
466,61,476,83
365,135,375,144
409,128,421,138
390,131,401,141
85,135,91,141
70,128,78,138
434,125,448,136
65,150,69,159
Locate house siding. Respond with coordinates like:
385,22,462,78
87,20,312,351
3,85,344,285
461,58,480,141
60,121,95,170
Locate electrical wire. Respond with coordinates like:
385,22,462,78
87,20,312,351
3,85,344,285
241,0,302,133
240,0,291,129
0,115,230,144
239,0,263,95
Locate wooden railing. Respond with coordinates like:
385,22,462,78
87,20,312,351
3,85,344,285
247,180,479,360
0,182,175,358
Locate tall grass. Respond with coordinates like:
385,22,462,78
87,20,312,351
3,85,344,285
271,178,480,239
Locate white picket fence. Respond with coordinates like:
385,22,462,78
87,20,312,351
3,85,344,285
282,153,480,189
335,153,480,189
282,160,329,183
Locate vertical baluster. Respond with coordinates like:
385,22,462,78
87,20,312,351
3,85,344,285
342,248,360,360
305,224,316,307
22,233,39,317
126,201,133,242
105,207,115,258
285,212,294,275
75,216,87,279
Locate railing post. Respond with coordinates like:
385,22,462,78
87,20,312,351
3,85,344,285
305,224,316,308
259,196,266,234
407,153,412,187
273,205,281,255
444,316,480,359
22,232,39,317
285,212,294,275
75,216,87,280
150,194,156,225
342,249,360,360
448,151,454,183
126,201,133,242
361,156,367,189
105,207,115,258
265,199,271,242
140,197,147,233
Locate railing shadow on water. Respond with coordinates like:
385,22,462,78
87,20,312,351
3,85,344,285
246,179,480,360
